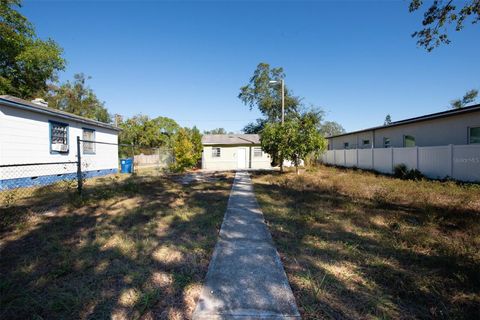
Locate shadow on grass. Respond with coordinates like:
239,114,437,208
251,171,480,319
0,172,234,319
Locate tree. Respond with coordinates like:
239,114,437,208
203,128,228,134
409,0,480,51
319,121,346,137
243,118,268,134
450,89,478,109
384,114,392,125
260,111,327,174
239,63,302,132
188,126,203,167
118,114,180,157
0,0,65,98
45,73,111,123
170,128,198,172
259,122,285,169
285,114,327,174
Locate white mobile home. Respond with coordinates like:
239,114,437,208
202,134,272,170
0,95,120,190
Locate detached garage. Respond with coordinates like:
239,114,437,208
201,134,272,170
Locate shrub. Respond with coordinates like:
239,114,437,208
394,163,424,181
405,168,424,181
394,164,408,179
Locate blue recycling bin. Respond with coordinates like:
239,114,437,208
120,158,133,173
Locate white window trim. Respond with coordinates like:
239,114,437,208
212,147,221,158
253,147,263,157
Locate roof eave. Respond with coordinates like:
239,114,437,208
327,104,480,139
0,97,121,132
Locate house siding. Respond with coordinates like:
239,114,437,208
202,145,271,170
0,104,118,182
329,111,480,150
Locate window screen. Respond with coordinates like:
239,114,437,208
253,147,262,157
470,127,480,144
404,135,415,147
83,129,95,154
383,137,391,148
212,147,221,157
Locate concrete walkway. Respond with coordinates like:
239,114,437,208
193,171,300,320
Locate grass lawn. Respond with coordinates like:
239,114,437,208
252,166,480,320
0,170,234,319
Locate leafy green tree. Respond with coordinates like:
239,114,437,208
239,63,301,129
384,114,392,125
261,110,326,174
243,118,268,134
170,128,197,172
45,73,110,123
203,128,229,134
118,114,180,157
319,121,346,137
260,122,285,169
450,89,478,109
409,0,480,51
0,0,65,98
188,126,203,167
284,114,327,174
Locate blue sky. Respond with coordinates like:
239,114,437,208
22,0,480,133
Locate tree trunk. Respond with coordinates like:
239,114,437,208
295,165,299,175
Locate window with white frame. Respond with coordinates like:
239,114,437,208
82,128,95,154
253,147,262,157
212,147,221,157
50,121,69,153
383,137,391,148
362,139,370,147
344,142,349,149
470,127,480,144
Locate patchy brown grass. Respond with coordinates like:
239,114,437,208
252,166,480,320
0,170,234,319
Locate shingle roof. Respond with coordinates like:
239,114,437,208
0,95,120,131
327,103,480,139
202,134,260,145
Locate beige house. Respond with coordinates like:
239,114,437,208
201,134,272,170
327,104,480,150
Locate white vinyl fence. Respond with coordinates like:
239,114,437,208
320,144,480,182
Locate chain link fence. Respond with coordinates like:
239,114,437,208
0,138,175,222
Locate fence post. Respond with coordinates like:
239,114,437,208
449,144,454,178
391,147,394,173
356,148,359,167
415,146,419,170
76,136,82,194
344,149,346,167
371,148,375,170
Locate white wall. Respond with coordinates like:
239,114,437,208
321,144,480,182
202,145,272,170
0,104,118,179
